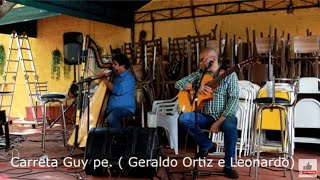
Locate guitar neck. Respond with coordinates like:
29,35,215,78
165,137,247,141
206,65,240,87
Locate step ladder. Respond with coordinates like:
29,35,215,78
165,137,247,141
0,31,41,127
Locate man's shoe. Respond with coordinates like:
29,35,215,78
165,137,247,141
223,167,239,179
197,143,216,158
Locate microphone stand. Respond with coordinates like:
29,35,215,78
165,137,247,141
190,65,209,179
191,63,225,179
70,53,85,154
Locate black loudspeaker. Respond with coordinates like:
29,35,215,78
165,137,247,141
63,32,83,65
0,110,5,135
0,110,6,124
84,127,159,178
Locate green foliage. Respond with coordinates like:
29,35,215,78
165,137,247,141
63,64,71,79
51,49,62,80
0,45,5,75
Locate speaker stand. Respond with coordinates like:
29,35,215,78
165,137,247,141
69,56,85,155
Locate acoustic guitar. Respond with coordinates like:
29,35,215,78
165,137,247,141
178,57,256,112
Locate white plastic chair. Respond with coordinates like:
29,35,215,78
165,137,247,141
209,80,259,158
147,95,179,154
236,100,247,157
294,98,320,144
209,132,225,156
298,77,320,93
294,77,320,144
237,81,259,157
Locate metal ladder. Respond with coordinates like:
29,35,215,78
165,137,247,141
0,31,40,127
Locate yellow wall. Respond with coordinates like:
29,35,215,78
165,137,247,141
0,15,130,119
3,5,320,119
135,8,320,49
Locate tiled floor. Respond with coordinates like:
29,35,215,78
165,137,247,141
0,123,319,180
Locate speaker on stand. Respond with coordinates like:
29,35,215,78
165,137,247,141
63,32,83,65
63,32,84,152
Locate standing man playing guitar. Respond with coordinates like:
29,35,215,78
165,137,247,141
175,48,239,179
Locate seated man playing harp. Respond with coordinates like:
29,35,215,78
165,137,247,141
101,53,136,128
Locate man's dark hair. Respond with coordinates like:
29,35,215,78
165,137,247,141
113,53,130,69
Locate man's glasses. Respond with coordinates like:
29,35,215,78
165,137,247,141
200,56,214,63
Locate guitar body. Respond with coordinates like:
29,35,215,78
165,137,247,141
178,74,217,112
178,57,256,112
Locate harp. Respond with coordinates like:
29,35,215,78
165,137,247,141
68,34,113,148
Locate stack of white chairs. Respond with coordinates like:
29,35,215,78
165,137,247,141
236,81,259,157
209,131,225,156
147,95,179,154
209,80,259,157
294,77,320,144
